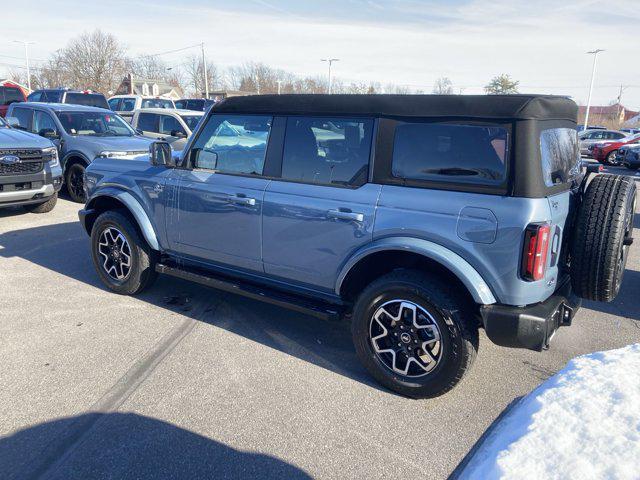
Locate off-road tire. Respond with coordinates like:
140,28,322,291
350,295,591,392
351,270,479,399
91,210,158,295
24,193,57,213
65,163,86,203
571,174,636,302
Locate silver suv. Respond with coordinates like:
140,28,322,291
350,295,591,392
0,116,62,213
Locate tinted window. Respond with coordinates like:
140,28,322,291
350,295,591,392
175,100,186,109
187,100,205,111
108,98,120,110
191,114,271,175
33,111,58,135
611,132,626,139
181,115,202,131
11,107,32,130
392,122,508,185
141,98,174,109
1,87,24,105
65,93,109,109
281,117,373,186
159,115,184,135
540,128,581,187
27,91,41,102
43,91,62,103
120,98,136,111
137,113,158,132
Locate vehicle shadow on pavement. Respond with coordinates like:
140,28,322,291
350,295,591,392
582,269,640,323
0,412,312,480
0,221,386,394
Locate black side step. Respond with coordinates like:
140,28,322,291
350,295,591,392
155,263,344,321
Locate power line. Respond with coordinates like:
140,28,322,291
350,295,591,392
136,43,203,58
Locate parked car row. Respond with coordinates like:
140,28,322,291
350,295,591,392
587,132,640,165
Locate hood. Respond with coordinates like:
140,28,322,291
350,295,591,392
0,128,55,149
71,134,154,154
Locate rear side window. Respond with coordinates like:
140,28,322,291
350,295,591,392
540,128,581,187
175,100,186,109
281,117,373,186
159,115,185,135
108,98,120,110
392,122,508,185
137,113,158,132
141,98,174,109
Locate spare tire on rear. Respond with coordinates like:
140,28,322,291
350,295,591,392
571,174,636,302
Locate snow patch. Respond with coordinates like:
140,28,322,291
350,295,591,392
460,344,640,480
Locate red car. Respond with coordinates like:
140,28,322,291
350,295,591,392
591,132,640,165
0,82,27,117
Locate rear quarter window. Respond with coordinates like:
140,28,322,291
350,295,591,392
65,93,109,109
392,122,508,185
540,128,581,187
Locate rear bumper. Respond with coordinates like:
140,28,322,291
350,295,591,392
480,280,581,352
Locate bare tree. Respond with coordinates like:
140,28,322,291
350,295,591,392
484,74,519,95
183,55,221,97
433,77,454,95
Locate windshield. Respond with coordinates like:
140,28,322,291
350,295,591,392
141,98,174,109
181,115,202,131
55,111,134,136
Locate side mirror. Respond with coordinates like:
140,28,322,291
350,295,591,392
170,129,187,138
39,128,59,139
5,117,21,128
149,141,175,167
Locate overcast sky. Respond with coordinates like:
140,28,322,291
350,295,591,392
2,0,639,108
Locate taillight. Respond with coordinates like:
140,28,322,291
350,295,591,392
522,224,551,281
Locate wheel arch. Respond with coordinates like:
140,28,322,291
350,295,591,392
83,188,161,251
337,238,497,305
62,151,90,173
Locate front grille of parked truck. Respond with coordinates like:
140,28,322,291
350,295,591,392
0,149,44,176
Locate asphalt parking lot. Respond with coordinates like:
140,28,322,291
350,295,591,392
1,167,639,480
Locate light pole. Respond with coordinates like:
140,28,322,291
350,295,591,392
13,40,35,91
276,80,282,95
584,49,604,131
321,58,339,94
201,42,209,99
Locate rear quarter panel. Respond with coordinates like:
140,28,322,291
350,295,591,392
375,185,560,306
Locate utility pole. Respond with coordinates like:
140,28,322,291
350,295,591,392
13,40,34,91
321,58,339,94
584,49,604,131
201,42,209,99
617,84,628,125
277,80,282,95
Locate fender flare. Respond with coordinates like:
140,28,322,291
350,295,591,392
62,151,90,172
86,188,161,251
336,237,497,305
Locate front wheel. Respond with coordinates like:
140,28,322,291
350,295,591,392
24,193,57,213
91,210,158,295
351,270,479,399
65,163,86,203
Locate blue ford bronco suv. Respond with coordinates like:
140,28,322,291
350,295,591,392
79,95,636,398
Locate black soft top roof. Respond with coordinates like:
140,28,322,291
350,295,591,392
213,94,577,122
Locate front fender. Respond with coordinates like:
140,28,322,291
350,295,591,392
85,187,160,251
336,237,497,305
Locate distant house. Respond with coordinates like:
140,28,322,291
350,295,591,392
578,103,639,126
115,74,182,100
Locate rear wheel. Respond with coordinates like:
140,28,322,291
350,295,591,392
571,174,636,301
65,163,86,203
91,210,157,295
351,270,478,398
24,193,57,213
